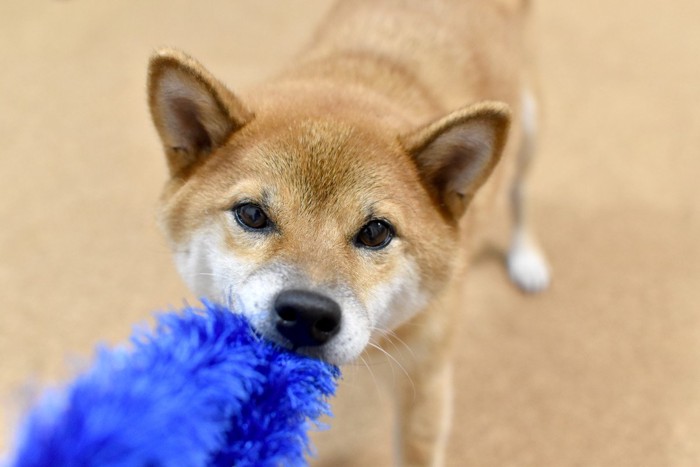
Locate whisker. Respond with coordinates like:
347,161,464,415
370,326,417,362
192,271,234,283
359,355,382,398
372,334,405,365
367,341,415,400
367,341,396,381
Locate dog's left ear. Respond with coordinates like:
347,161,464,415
400,102,511,220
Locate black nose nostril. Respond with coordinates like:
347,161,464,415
274,289,341,347
277,306,297,323
315,317,337,333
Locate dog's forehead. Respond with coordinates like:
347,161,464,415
243,118,399,208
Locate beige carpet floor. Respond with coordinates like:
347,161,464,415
1,1,698,465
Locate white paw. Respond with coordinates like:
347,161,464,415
507,240,551,293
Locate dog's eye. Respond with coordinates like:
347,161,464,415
234,203,270,230
355,220,393,249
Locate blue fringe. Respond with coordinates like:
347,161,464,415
10,301,340,467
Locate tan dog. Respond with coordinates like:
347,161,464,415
147,0,549,465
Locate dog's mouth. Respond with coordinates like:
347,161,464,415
240,307,371,366
255,328,351,366
249,317,368,366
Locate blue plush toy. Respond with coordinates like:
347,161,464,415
9,301,340,466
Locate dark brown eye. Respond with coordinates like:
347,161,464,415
356,220,393,249
234,203,270,230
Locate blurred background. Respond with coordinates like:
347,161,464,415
1,0,698,465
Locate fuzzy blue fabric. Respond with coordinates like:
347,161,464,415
9,301,340,467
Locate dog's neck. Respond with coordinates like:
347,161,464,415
276,50,444,125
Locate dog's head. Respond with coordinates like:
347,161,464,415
148,49,509,365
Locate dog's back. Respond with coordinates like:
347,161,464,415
295,1,529,116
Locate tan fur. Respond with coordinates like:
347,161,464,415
148,1,536,465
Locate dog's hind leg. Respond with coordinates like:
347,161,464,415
507,89,551,293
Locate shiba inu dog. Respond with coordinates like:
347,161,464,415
147,0,549,464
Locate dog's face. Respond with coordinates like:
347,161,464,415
148,50,509,365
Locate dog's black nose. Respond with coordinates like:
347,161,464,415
274,289,341,347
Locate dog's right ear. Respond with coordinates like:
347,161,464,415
148,48,253,176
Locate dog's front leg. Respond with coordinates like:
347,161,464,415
389,303,457,467
396,357,453,467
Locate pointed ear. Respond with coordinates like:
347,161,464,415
147,48,253,176
400,102,511,219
